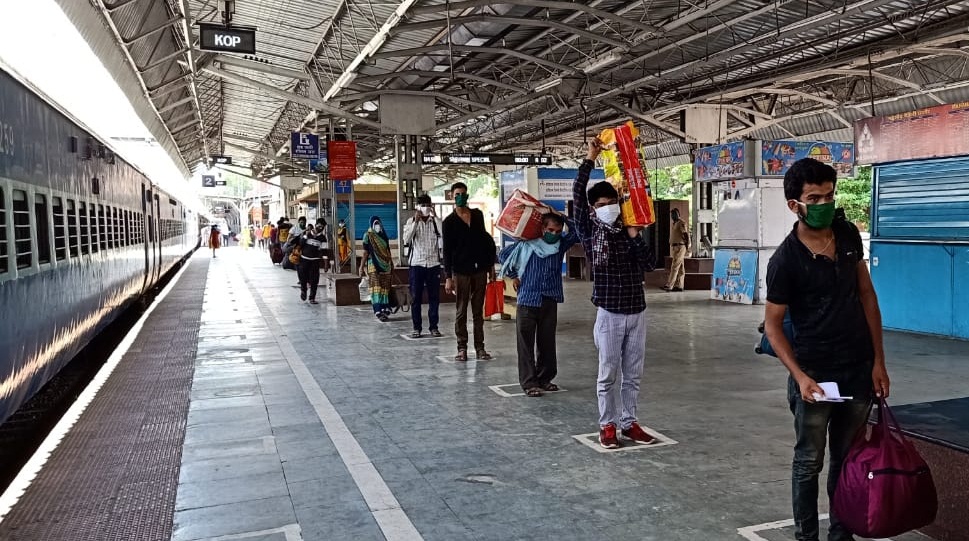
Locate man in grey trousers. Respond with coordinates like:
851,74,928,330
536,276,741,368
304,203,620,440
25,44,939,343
573,139,656,449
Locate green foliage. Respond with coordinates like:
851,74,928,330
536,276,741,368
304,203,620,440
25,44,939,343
836,165,872,230
649,164,693,201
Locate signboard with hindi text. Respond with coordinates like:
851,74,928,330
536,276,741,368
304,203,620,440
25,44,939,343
327,141,357,180
854,102,969,164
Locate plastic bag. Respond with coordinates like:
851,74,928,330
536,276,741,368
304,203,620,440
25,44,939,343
358,276,371,302
484,281,504,318
599,121,656,227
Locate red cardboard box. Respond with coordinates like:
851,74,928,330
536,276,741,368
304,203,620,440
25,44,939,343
496,189,550,240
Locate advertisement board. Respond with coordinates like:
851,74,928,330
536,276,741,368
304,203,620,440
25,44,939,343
711,249,758,304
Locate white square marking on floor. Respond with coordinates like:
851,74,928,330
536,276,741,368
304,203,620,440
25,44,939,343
435,355,495,364
488,383,568,397
399,333,448,341
571,426,677,453
737,514,909,541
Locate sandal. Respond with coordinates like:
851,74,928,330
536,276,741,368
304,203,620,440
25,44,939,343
526,387,544,397
542,383,559,392
454,350,468,362
475,350,493,361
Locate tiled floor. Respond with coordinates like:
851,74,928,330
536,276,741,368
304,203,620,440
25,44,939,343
172,247,969,541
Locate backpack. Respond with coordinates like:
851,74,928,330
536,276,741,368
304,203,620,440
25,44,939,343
278,227,290,244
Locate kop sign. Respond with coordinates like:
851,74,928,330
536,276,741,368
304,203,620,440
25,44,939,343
198,24,257,54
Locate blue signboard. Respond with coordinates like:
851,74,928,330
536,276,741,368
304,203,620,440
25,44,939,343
710,249,758,304
761,140,854,178
334,180,352,194
694,141,747,181
291,132,319,160
309,154,327,172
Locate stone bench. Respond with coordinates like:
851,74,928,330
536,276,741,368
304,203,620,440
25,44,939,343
877,397,969,541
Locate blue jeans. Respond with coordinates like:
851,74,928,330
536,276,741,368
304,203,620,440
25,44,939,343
409,265,440,332
787,374,872,541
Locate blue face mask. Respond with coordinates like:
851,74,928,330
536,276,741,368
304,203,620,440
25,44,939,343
542,232,561,244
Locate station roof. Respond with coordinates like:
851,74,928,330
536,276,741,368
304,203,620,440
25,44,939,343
88,0,969,178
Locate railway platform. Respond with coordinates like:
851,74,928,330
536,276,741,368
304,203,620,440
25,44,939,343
2,247,968,541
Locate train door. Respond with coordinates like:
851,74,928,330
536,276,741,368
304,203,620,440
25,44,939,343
154,193,161,280
141,184,150,292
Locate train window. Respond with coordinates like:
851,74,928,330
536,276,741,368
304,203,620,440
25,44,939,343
114,208,121,248
66,199,78,257
111,207,118,248
0,187,7,274
13,189,31,269
34,193,51,265
88,204,98,253
106,206,114,249
123,210,129,247
79,201,89,254
52,196,66,261
97,204,106,251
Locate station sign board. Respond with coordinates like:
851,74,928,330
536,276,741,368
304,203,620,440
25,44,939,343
290,132,319,160
210,155,232,165
202,175,216,187
198,24,257,54
328,141,357,180
421,153,552,166
854,102,969,164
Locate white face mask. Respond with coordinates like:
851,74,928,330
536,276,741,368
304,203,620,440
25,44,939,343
419,206,431,216
374,224,382,233
595,204,621,225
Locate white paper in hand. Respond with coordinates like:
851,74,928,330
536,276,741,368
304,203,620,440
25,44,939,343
815,381,853,402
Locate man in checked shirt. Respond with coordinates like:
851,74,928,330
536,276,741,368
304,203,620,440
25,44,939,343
574,138,656,449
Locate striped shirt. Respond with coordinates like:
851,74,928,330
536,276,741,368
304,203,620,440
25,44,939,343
498,222,579,308
573,159,650,314
403,216,442,267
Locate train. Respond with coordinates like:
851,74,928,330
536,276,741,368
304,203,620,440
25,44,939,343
0,62,204,424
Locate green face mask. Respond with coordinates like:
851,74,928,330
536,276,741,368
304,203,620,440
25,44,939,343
798,201,836,229
542,232,561,244
454,193,469,207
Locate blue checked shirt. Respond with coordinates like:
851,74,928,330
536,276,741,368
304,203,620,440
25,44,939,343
573,159,650,314
498,221,579,308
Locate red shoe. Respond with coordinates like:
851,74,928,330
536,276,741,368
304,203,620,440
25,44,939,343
598,424,619,449
621,422,656,445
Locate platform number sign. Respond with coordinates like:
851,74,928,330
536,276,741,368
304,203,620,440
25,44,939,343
202,175,216,187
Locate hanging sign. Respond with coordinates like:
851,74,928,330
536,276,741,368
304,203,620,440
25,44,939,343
210,155,232,165
422,153,552,166
290,132,319,160
854,102,969,164
198,24,257,54
694,141,747,181
202,175,216,187
328,141,357,180
334,180,353,194
760,141,855,178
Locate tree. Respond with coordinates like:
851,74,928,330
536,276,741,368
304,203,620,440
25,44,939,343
836,165,872,231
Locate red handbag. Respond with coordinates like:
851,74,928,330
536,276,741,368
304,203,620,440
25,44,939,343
833,398,937,538
484,281,504,318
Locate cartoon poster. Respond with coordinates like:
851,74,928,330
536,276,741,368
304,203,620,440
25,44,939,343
711,249,758,304
760,140,854,178
694,141,747,181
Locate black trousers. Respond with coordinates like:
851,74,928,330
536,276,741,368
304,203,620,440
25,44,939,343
516,297,558,390
298,258,321,300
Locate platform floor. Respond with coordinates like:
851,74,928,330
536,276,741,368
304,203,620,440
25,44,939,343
4,246,968,541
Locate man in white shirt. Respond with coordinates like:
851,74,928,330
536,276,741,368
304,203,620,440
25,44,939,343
403,194,444,338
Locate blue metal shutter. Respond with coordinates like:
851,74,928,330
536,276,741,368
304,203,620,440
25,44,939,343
873,157,969,240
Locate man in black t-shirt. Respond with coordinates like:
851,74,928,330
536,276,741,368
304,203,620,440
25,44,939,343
765,158,891,541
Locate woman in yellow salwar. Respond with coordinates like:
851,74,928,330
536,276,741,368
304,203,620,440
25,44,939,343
337,219,351,270
360,216,394,322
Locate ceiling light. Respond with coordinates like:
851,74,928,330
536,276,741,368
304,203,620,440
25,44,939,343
534,78,562,93
581,52,623,74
